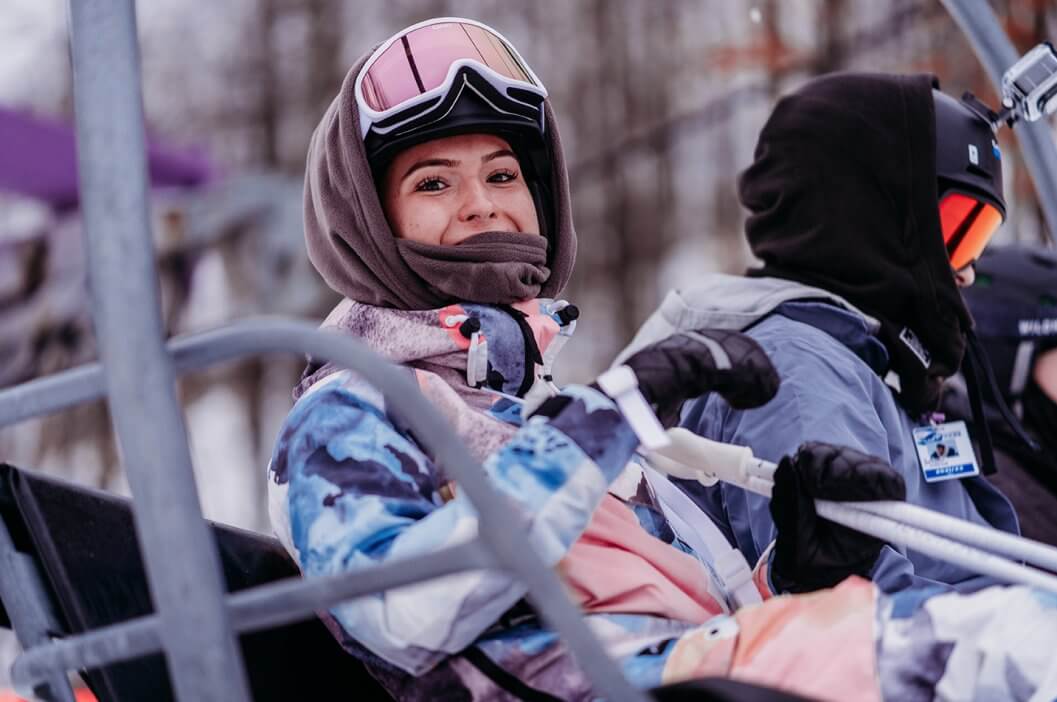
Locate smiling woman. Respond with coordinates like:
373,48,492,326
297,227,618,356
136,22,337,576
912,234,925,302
381,133,541,246
271,17,778,701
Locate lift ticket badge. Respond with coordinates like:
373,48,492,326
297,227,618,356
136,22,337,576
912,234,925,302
912,420,980,483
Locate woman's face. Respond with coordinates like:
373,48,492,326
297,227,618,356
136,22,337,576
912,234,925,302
382,133,540,246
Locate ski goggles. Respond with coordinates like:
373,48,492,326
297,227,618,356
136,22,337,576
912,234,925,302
354,17,548,140
939,191,1005,271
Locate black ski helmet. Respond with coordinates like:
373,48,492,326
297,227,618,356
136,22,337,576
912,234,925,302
934,90,1006,217
963,245,1057,401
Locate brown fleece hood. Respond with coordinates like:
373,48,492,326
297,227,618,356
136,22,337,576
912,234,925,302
303,50,577,310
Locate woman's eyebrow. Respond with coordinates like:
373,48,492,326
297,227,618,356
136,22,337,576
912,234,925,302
402,158,458,180
482,149,517,163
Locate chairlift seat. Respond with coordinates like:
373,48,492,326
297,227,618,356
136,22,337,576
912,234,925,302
0,462,389,701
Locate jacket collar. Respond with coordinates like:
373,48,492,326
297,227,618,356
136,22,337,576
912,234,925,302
296,298,574,400
617,274,879,364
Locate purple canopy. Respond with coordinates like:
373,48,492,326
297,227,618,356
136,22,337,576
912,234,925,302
0,105,212,211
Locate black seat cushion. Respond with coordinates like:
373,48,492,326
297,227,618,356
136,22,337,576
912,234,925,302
0,463,391,701
652,677,816,701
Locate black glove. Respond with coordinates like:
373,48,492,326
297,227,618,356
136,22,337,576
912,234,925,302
622,330,780,421
770,442,906,594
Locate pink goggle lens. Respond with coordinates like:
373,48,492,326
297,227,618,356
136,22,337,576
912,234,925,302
360,21,534,113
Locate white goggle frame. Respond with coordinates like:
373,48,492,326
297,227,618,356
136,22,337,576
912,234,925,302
353,17,548,140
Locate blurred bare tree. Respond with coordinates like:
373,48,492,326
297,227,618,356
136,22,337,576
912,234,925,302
2,0,1056,533
4,1,1057,688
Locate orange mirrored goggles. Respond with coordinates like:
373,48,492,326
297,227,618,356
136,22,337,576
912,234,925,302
939,191,1004,271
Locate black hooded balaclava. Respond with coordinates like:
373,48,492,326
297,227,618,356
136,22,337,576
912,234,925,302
739,72,972,415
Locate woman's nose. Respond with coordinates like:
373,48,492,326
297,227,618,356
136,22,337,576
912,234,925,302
458,181,498,223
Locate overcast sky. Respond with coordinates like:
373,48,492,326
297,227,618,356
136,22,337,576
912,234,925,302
0,0,67,110
0,0,232,117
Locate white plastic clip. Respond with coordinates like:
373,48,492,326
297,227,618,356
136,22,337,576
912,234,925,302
648,428,770,496
596,365,670,450
466,332,489,388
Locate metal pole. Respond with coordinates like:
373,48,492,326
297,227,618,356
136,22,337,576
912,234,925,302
65,2,252,700
0,364,105,429
12,541,492,693
0,517,76,702
942,0,1057,243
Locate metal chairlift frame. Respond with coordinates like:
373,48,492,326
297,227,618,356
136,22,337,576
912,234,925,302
0,1,1054,701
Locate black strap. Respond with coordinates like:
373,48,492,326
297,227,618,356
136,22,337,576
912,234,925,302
462,647,565,702
497,304,545,397
962,338,998,475
966,330,1040,452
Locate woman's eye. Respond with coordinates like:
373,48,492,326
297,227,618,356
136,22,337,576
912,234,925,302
414,177,447,192
488,169,518,184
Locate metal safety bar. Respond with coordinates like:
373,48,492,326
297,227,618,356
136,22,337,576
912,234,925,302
942,0,1057,241
12,539,491,692
816,501,1057,593
651,429,1057,592
4,319,649,702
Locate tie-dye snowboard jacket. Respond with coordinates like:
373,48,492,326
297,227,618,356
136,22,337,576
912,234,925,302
268,298,1057,701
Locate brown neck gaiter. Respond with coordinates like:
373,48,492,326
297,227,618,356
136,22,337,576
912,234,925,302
396,231,551,305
